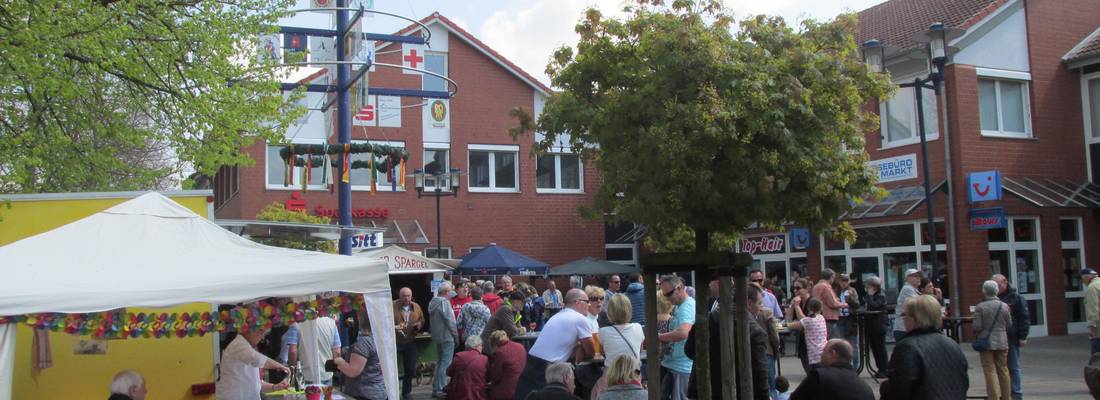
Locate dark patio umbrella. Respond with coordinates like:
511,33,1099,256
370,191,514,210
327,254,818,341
456,244,549,276
549,257,639,276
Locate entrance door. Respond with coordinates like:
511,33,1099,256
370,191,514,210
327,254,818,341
989,218,1047,337
765,260,789,301
850,256,881,300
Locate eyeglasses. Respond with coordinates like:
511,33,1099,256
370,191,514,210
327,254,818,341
750,278,764,283
590,297,604,302
576,299,590,304
662,286,679,297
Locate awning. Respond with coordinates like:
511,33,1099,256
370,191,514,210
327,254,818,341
456,244,549,276
368,219,430,245
218,219,383,241
841,181,946,220
549,257,640,276
1002,177,1100,208
356,245,453,275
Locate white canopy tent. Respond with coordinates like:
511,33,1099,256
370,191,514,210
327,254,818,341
356,245,453,275
0,193,399,400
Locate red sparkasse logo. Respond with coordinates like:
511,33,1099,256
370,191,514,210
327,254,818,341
283,193,390,219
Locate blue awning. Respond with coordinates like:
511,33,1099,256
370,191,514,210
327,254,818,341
456,244,549,276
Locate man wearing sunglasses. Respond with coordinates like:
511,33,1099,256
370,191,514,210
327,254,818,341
657,275,695,400
514,288,596,399
750,270,784,320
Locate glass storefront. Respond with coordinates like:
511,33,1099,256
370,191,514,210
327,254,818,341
988,217,1047,336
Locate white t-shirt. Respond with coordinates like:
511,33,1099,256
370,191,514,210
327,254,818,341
599,323,644,367
529,308,593,363
289,317,341,383
217,334,269,400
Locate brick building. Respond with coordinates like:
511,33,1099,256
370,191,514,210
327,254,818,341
214,13,629,275
739,0,1100,337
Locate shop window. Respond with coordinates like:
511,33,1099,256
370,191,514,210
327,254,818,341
1028,299,1044,327
1015,250,1040,294
425,247,452,259
883,252,917,300
850,256,880,299
824,256,847,274
920,251,949,293
990,250,1011,278
1064,249,1084,292
606,246,634,263
350,140,405,191
988,226,1008,243
424,146,450,190
1061,219,1080,242
978,77,1031,138
851,224,915,249
1068,298,1086,323
1089,77,1100,140
266,142,327,190
468,145,519,192
823,234,845,251
536,153,583,193
880,86,939,147
919,222,946,245
1012,219,1036,242
423,53,447,92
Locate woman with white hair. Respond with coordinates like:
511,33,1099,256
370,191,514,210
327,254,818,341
108,370,147,400
862,275,890,377
446,335,489,400
597,355,646,400
972,280,1013,400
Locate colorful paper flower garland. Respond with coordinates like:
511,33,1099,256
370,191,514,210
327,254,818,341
0,294,365,339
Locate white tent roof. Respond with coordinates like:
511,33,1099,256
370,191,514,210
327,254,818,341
0,192,391,315
0,192,400,400
356,245,453,275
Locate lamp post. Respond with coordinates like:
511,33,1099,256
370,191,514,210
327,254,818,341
862,22,963,290
414,168,462,258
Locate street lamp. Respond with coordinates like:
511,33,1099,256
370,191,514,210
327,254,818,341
414,167,461,259
862,22,963,288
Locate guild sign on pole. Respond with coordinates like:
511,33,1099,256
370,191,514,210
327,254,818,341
402,43,426,74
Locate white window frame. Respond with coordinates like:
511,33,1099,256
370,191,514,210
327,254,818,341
265,140,328,191
467,144,520,193
1082,72,1100,182
349,139,406,192
425,246,452,259
879,79,940,149
468,246,485,256
536,152,584,194
423,52,448,92
424,142,452,192
977,68,1033,139
988,216,1047,337
1063,217,1088,333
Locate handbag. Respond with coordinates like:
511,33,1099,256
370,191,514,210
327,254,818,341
971,301,1002,352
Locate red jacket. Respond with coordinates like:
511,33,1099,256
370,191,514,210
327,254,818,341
482,293,504,315
451,295,473,320
447,349,488,400
487,341,527,400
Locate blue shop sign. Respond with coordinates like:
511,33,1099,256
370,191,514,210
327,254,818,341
967,170,1003,203
968,207,1006,230
790,228,812,250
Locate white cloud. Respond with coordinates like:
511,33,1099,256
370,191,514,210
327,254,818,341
475,0,886,86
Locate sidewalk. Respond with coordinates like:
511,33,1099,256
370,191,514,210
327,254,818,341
776,333,1092,399
404,334,1094,399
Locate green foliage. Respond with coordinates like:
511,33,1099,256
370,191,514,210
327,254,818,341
643,223,739,253
0,0,303,193
254,202,336,253
515,1,892,242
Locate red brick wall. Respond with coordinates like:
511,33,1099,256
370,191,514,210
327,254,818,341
217,26,607,266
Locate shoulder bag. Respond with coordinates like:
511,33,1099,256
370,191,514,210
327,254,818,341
971,301,1003,352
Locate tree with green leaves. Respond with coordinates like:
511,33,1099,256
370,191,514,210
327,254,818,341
514,0,890,246
511,2,891,398
0,0,302,193
254,202,336,253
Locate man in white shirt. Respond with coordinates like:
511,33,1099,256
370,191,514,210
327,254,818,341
287,316,342,385
893,268,923,341
217,327,291,400
542,280,564,321
515,288,596,399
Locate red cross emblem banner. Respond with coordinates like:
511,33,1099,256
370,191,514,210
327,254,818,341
402,43,425,75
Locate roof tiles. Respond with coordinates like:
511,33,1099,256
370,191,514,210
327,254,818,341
858,0,1005,50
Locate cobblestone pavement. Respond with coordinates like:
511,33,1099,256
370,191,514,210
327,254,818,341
403,334,1093,399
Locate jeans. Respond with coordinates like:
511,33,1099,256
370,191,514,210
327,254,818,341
836,316,860,370
660,369,690,400
980,350,1011,400
767,354,778,400
432,340,454,395
396,341,418,397
1007,343,1022,400
826,319,840,339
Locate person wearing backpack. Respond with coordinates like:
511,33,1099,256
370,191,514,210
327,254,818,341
972,280,1013,400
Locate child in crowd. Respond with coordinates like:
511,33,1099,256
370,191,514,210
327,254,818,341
786,297,827,368
775,375,791,400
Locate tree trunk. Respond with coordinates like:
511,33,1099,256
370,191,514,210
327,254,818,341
693,229,711,400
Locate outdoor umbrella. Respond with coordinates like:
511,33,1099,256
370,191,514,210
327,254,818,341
549,257,639,276
455,244,549,276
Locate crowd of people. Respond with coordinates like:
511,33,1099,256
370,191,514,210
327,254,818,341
108,263,1098,400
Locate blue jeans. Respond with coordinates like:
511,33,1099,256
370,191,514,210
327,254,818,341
836,317,860,370
432,340,454,395
1007,343,1021,400
767,354,778,400
396,341,417,396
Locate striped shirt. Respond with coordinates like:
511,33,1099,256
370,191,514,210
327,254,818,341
802,314,828,364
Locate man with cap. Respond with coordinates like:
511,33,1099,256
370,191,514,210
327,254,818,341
893,268,922,342
1084,268,1100,355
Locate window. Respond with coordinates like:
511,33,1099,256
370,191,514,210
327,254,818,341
266,142,327,190
1063,218,1087,327
536,153,583,193
850,224,915,249
468,144,519,192
425,247,452,259
881,86,939,146
424,144,450,190
1088,77,1100,139
979,77,1031,138
349,140,405,191
423,53,447,92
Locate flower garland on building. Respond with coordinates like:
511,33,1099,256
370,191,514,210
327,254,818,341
0,294,365,339
279,143,408,190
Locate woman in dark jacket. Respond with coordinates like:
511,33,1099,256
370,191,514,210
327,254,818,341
447,336,489,400
863,276,891,377
486,330,527,400
881,294,968,400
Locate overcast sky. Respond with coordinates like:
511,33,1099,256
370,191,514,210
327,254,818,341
284,0,887,86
